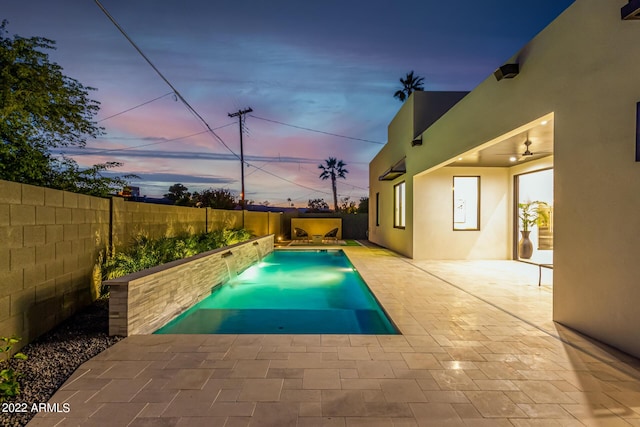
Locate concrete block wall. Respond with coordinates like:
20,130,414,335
244,211,282,238
107,235,274,336
0,179,282,346
0,180,110,346
205,210,283,238
207,209,242,232
111,197,207,249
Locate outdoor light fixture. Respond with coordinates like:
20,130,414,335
379,157,406,181
411,135,423,146
494,63,519,81
622,0,640,20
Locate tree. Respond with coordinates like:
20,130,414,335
307,198,329,212
339,197,358,214
52,158,137,198
318,157,348,211
164,183,192,206
357,196,369,214
192,188,237,210
393,70,425,102
0,21,133,195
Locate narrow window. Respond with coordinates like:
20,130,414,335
394,181,405,228
375,192,380,226
636,102,640,162
453,176,480,230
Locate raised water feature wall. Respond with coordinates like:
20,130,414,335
106,235,274,336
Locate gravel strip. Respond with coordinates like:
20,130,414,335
1,298,122,427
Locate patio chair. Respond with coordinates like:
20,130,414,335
323,228,339,244
293,227,309,243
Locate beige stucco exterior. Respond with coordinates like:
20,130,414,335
369,0,640,357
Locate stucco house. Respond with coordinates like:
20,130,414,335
369,0,640,358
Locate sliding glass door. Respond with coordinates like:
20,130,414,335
515,169,553,263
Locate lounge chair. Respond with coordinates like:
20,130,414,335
294,227,309,243
323,228,339,244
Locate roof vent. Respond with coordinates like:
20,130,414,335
622,0,640,20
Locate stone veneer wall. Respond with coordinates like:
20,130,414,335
107,235,274,336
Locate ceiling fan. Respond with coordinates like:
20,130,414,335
494,133,552,163
518,134,553,160
521,139,534,158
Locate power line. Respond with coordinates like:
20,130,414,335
228,107,253,210
93,0,350,198
90,131,208,154
97,92,175,122
245,163,332,196
83,124,233,155
249,115,386,145
94,0,240,160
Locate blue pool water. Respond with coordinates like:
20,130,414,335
155,250,398,334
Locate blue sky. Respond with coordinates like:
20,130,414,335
3,0,574,205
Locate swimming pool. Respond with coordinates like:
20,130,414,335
155,249,398,334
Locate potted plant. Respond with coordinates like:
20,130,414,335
518,201,549,259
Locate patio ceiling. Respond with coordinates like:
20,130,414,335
446,119,554,167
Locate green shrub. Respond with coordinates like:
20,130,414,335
0,336,27,403
102,228,253,281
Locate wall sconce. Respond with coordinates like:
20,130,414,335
411,135,422,146
622,0,640,19
494,63,519,81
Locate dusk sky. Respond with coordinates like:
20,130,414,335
3,0,574,206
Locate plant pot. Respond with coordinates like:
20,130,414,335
519,230,533,259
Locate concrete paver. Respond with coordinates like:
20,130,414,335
28,245,640,426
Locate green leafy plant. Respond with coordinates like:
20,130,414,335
102,229,253,281
0,21,136,196
0,336,28,402
518,201,549,232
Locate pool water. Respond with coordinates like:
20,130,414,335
155,250,398,334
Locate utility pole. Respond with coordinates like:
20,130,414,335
228,107,253,225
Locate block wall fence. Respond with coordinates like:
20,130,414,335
0,180,282,348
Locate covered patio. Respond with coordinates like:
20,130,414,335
31,244,640,426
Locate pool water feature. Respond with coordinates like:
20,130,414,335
155,250,398,334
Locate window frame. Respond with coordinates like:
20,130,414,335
393,181,406,229
452,176,480,231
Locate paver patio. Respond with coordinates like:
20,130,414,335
28,244,640,426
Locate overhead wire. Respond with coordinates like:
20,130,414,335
97,91,175,122
81,124,234,155
94,0,239,160
93,0,363,198
249,115,386,145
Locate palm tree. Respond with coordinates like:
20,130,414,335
318,157,348,211
394,70,425,102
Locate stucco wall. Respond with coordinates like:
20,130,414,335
291,218,342,240
413,167,510,259
369,1,640,357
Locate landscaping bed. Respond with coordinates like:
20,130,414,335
2,298,121,427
